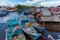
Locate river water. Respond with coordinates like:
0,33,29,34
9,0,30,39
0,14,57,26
0,11,19,40
0,11,60,40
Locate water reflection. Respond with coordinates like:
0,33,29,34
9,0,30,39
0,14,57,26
8,11,19,20
0,11,19,23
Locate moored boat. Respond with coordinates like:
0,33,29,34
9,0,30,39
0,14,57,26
20,20,41,40
5,19,26,40
0,10,8,17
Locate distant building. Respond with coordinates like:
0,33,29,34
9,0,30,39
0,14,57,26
41,8,53,21
0,6,7,11
31,7,36,14
33,7,60,32
49,7,60,22
35,7,60,22
7,7,18,11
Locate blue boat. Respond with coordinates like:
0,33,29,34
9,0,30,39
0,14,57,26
0,10,8,17
6,19,26,40
20,20,41,40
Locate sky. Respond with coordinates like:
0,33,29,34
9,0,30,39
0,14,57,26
0,0,60,7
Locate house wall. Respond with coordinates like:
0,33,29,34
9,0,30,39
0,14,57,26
41,8,51,16
7,7,18,11
53,15,60,22
41,16,53,21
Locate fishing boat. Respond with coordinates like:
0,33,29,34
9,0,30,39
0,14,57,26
20,20,41,40
5,19,26,40
0,10,8,17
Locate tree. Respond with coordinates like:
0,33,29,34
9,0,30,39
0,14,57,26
15,4,23,9
15,4,35,9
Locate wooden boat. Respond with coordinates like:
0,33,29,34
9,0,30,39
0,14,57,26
20,20,41,40
5,19,26,40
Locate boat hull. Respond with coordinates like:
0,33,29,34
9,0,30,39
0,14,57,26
6,19,26,40
21,28,41,40
21,20,41,40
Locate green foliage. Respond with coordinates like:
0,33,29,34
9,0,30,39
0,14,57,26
15,4,23,9
15,4,35,9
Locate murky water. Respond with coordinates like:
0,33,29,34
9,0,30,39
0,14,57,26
0,23,7,40
0,11,60,40
0,11,19,40
0,11,19,23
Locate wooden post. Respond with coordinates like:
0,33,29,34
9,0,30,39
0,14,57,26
43,21,45,27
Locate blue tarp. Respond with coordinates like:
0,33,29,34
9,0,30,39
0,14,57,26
21,20,28,26
7,19,18,27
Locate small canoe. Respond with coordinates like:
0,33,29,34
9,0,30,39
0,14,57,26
20,20,41,40
6,19,26,40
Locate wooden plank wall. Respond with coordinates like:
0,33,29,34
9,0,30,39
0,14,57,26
44,22,60,32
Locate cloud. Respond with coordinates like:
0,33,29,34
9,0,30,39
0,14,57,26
19,0,44,6
40,1,60,7
0,0,16,7
0,0,10,5
0,0,60,7
19,0,60,7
